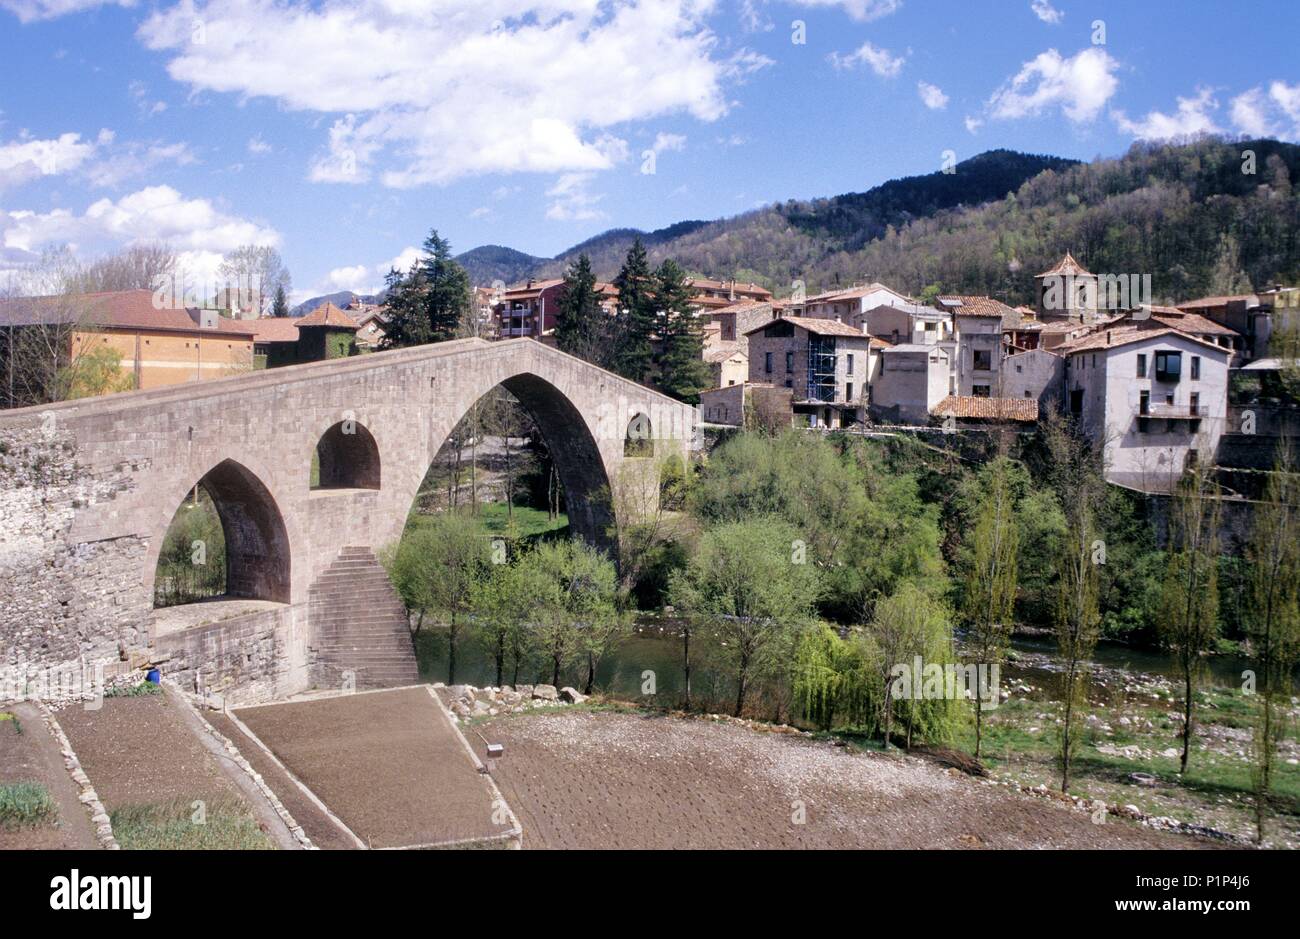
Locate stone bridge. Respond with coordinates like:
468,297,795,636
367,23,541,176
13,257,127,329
0,338,698,702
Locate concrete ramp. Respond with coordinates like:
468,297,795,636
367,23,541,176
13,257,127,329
229,686,520,849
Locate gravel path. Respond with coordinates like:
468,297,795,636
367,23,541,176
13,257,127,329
472,710,1218,849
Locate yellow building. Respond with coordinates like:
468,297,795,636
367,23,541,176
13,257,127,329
2,289,256,399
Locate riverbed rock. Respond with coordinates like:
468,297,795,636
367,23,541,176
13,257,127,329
560,686,587,704
532,684,559,701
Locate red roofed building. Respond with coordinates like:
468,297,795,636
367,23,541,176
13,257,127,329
0,289,256,402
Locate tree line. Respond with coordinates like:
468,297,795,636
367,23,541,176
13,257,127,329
382,419,1300,843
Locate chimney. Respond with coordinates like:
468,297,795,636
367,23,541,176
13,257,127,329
1106,330,1112,345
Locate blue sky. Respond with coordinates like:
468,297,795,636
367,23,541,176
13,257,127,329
1,0,1297,301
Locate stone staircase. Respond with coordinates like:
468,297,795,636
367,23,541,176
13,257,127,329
309,546,419,690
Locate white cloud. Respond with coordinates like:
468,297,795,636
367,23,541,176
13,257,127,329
247,136,272,155
469,206,492,219
545,172,606,222
0,185,279,285
0,0,132,23
651,132,687,154
326,264,372,292
1112,87,1220,140
917,81,948,110
139,0,768,187
1030,0,1063,24
387,246,422,274
0,130,108,190
82,140,197,188
987,47,1118,123
828,41,905,78
1231,81,1300,139
964,115,983,134
790,0,902,22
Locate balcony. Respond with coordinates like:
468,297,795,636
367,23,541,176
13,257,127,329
1144,403,1207,419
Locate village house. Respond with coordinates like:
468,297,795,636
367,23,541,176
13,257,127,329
869,343,951,425
1058,323,1232,493
698,381,794,429
710,299,775,342
0,288,255,399
250,302,360,368
1035,252,1101,324
702,322,748,388
744,315,880,428
687,278,772,311
792,282,914,322
494,278,619,340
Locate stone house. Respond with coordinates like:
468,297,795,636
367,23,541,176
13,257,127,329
745,316,878,428
869,343,951,425
1059,324,1232,493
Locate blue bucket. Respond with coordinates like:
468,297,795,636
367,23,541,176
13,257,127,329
146,668,161,685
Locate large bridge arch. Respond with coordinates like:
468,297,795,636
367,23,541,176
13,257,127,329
0,337,699,700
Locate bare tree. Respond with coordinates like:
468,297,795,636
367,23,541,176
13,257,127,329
217,245,292,315
67,243,176,293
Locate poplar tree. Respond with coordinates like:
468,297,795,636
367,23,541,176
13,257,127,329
1043,414,1104,792
1157,462,1221,775
1245,440,1300,843
654,258,709,403
961,456,1019,759
612,238,656,384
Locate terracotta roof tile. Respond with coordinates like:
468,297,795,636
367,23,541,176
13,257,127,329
1037,252,1093,278
295,302,359,330
0,289,257,337
933,395,1039,422
744,315,870,338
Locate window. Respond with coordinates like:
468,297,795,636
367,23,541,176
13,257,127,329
1015,363,1023,373
785,351,794,373
846,353,854,375
846,382,854,402
1190,392,1199,414
764,352,772,373
1070,389,1083,416
1139,390,1150,415
972,385,991,397
1137,353,1147,378
1155,350,1181,382
972,349,992,371
1191,356,1201,380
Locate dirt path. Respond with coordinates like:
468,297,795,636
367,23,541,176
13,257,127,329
233,687,515,849
0,703,99,850
471,709,1220,849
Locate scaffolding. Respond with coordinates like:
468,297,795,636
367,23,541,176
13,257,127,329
807,334,837,402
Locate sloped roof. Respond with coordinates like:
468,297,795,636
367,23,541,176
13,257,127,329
249,317,302,343
744,315,869,338
295,302,359,330
936,295,1017,317
0,289,257,337
1037,252,1093,278
933,395,1039,422
1176,294,1258,310
1056,323,1230,355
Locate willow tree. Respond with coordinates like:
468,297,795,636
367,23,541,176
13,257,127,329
669,517,820,717
792,625,877,732
960,456,1020,759
872,583,958,749
1157,462,1221,775
1246,441,1300,843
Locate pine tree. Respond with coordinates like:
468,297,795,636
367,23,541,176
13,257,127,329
381,229,472,348
271,284,289,318
554,254,609,366
612,238,656,384
654,258,710,403
420,230,472,343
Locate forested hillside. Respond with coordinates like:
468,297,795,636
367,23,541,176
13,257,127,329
458,139,1300,304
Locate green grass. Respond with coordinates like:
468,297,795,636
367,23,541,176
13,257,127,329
406,502,568,543
0,711,18,735
0,782,57,829
109,797,275,850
